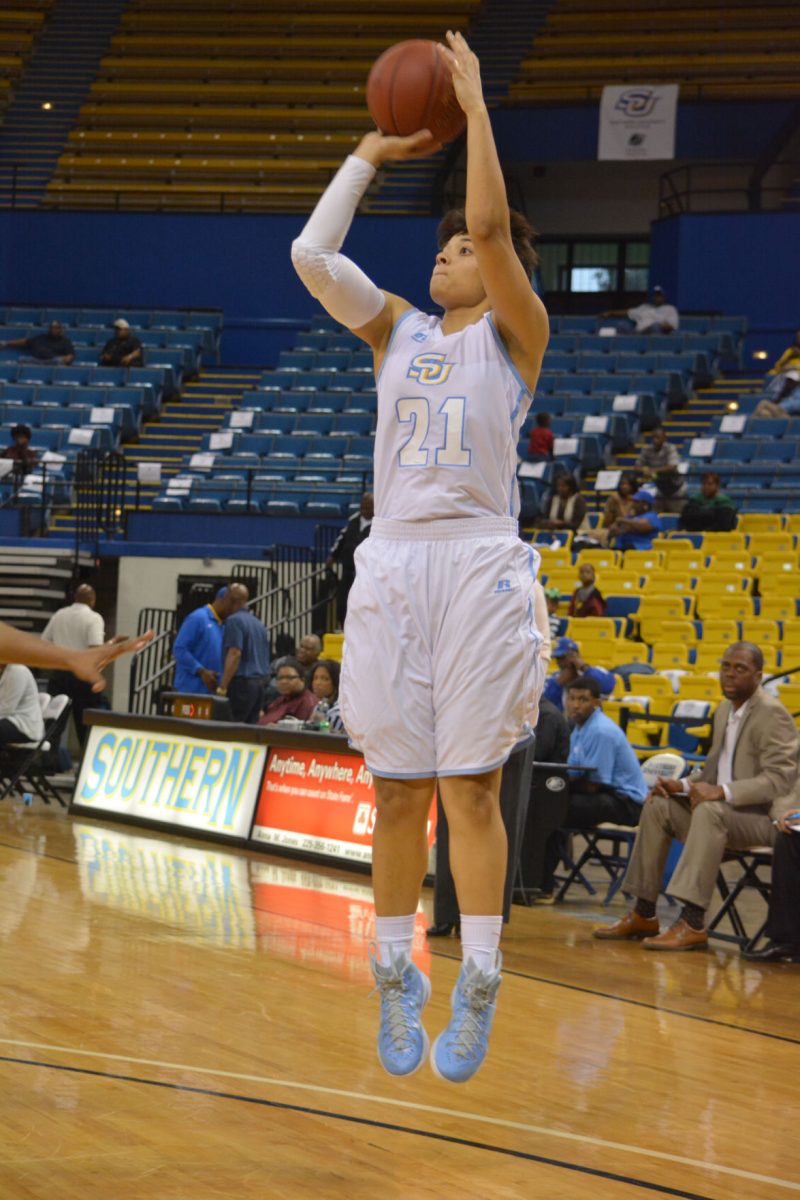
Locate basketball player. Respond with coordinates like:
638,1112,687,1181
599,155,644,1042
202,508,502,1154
291,31,549,1083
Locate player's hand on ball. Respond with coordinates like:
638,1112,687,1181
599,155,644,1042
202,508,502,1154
356,129,441,168
438,30,484,115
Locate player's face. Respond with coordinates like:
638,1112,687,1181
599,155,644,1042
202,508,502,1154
429,234,486,310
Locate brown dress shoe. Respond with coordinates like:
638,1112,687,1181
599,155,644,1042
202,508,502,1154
593,910,660,940
642,919,708,952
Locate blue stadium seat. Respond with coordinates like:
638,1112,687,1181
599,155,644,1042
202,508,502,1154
263,499,300,516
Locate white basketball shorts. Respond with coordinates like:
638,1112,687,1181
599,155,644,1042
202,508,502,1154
339,516,545,779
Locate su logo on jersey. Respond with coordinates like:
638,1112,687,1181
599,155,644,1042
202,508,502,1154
406,352,455,386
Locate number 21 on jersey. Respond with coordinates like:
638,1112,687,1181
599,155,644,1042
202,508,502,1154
396,396,472,467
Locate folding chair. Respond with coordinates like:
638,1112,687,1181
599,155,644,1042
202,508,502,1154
0,695,72,806
707,847,773,951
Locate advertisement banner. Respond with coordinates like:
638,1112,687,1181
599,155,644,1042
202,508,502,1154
72,723,265,839
251,747,437,865
598,84,679,161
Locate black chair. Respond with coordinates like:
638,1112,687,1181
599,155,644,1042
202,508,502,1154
0,694,72,806
708,847,773,952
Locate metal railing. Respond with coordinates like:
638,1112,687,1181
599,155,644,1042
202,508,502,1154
128,529,340,715
658,159,800,217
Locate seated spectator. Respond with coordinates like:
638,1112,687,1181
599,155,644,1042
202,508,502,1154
602,286,679,334
635,426,687,513
595,642,799,951
536,474,588,537
264,631,322,706
99,318,143,368
607,489,662,551
527,411,554,461
753,331,800,417
568,562,606,618
543,637,616,713
742,799,800,963
1,424,37,476
679,472,738,533
539,675,648,898
544,585,562,639
0,663,45,747
309,658,340,705
0,320,75,364
259,656,317,725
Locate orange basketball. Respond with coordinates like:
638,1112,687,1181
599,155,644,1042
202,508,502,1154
366,39,466,146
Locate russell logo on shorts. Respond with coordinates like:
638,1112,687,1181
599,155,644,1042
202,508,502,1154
493,578,515,594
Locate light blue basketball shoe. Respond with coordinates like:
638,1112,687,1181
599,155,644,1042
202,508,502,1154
369,947,431,1077
431,954,502,1084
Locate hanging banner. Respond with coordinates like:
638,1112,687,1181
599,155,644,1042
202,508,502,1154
598,85,679,161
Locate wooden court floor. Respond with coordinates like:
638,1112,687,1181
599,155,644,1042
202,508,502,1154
0,804,797,1200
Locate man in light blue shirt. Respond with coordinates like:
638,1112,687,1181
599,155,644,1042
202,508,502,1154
172,587,234,694
540,674,647,896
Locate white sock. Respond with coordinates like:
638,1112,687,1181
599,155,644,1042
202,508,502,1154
460,915,502,973
375,914,416,967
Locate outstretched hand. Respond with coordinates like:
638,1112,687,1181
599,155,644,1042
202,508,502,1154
69,630,154,692
356,129,441,168
437,30,485,116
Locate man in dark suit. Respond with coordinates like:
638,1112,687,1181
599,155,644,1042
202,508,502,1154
743,802,800,963
594,642,799,951
326,491,373,626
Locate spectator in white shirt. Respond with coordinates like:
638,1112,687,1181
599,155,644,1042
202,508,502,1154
603,286,680,334
0,664,45,746
594,642,799,952
41,584,110,745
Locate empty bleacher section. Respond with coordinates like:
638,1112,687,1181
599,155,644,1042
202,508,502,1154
0,304,222,529
0,0,130,208
45,0,478,213
507,0,800,105
0,3,51,122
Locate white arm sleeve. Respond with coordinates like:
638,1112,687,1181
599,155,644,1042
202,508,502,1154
291,155,386,330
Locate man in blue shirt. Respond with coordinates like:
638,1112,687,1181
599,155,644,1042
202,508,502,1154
540,674,648,896
172,587,234,695
607,489,663,551
216,582,271,724
543,637,616,713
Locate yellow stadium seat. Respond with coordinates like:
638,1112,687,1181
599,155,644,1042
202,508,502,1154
677,675,723,704
695,594,754,621
701,619,739,644
650,642,691,670
564,617,617,642
754,552,798,579
596,570,641,593
322,633,344,661
778,684,800,714
613,639,650,664
657,619,697,644
539,568,578,595
538,546,573,572
663,548,706,573
603,695,648,729
702,531,747,554
575,548,621,570
623,548,665,572
759,573,798,596
747,531,797,555
695,574,751,595
784,514,800,535
693,643,731,671
760,596,797,622
711,551,754,574
643,572,695,595
740,618,780,645
739,513,785,535
624,674,674,712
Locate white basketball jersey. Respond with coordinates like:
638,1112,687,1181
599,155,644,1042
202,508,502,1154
373,309,533,521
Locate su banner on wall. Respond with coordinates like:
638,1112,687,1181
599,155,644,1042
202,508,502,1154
251,746,437,865
598,84,679,161
73,723,265,839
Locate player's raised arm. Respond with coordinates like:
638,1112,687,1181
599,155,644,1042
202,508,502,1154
439,31,548,390
290,130,438,363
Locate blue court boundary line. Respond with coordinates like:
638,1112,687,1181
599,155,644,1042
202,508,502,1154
0,1053,716,1200
1,836,797,1049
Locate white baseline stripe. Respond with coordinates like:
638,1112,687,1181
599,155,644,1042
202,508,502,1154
0,1036,797,1193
